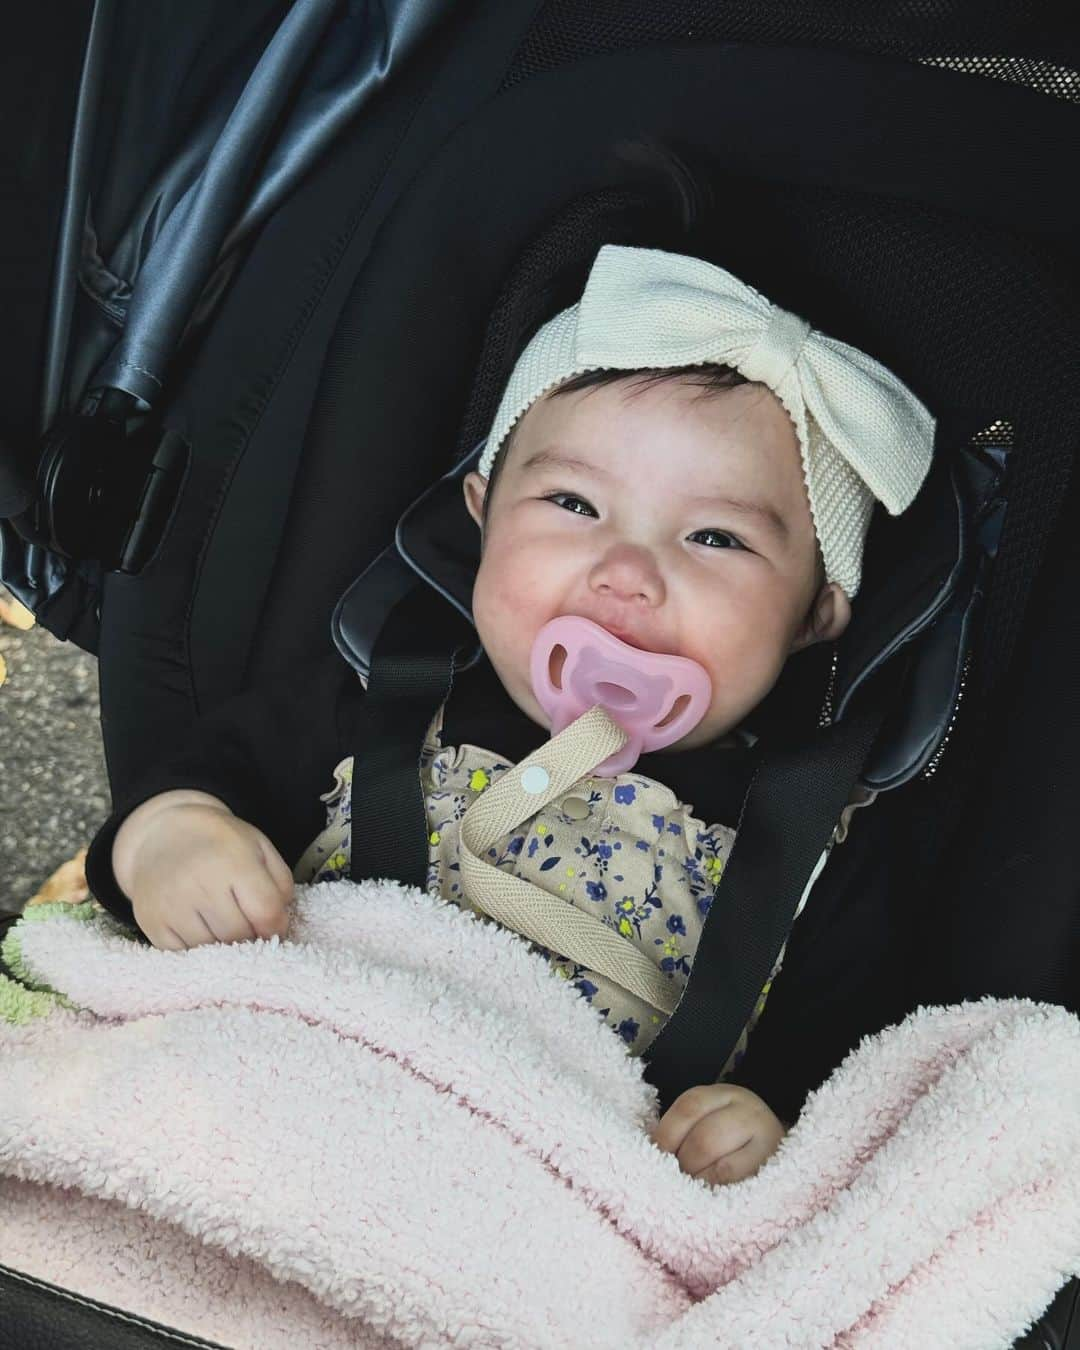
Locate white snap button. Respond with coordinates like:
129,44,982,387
520,765,550,795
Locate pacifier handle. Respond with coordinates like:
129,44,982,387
529,616,712,775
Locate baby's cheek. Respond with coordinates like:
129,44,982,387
696,624,792,737
486,554,550,634
475,557,536,663
470,577,503,661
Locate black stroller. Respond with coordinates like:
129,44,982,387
1,1,1078,1344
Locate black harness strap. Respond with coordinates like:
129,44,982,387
641,679,891,1114
349,590,470,888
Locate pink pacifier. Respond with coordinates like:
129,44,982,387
529,616,712,776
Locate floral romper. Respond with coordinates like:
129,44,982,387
292,706,807,1077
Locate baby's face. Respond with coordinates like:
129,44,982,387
464,376,846,749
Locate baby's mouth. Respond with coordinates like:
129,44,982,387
566,612,656,653
588,620,668,656
606,628,651,651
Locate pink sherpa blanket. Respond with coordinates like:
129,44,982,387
1,880,1078,1350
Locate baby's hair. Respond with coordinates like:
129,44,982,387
481,362,750,522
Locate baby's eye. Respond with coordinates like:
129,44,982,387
544,492,597,517
689,528,747,550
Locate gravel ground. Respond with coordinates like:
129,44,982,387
0,600,110,916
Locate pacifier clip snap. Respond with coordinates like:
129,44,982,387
458,706,679,1014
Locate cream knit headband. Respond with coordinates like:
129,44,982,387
478,245,935,597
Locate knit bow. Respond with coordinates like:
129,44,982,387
480,244,936,595
574,246,934,518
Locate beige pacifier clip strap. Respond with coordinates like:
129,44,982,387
458,706,679,1016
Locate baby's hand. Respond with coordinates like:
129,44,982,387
113,791,295,950
649,1083,787,1186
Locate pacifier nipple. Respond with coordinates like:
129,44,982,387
529,616,712,775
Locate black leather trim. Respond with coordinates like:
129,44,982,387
1,1259,1073,1347
833,451,965,724
1013,1277,1080,1350
331,439,486,682
856,439,1006,788
331,544,425,682
861,574,973,789
394,437,484,622
0,1263,229,1350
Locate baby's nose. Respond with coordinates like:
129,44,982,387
589,544,666,605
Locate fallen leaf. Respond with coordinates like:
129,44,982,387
26,849,90,906
0,593,34,630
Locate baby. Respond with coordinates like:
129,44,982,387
89,245,934,1188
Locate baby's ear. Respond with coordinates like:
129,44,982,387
790,581,851,652
463,472,488,530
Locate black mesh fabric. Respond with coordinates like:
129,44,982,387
502,0,1080,102
455,187,653,458
456,158,725,460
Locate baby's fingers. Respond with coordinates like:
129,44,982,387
254,833,296,906
690,1131,775,1187
166,883,254,948
139,918,188,951
674,1108,754,1182
651,1084,736,1156
186,905,232,946
231,872,291,940
193,893,257,945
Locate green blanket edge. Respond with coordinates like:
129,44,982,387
0,902,135,1025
